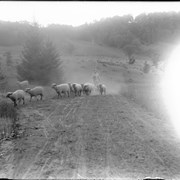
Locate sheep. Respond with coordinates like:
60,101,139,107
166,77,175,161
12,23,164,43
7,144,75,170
25,86,44,102
6,90,25,107
83,83,95,96
51,83,70,98
97,84,106,95
72,83,83,96
81,84,85,95
68,83,75,96
17,80,29,90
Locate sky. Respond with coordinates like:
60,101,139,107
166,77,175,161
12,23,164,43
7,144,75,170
0,1,180,27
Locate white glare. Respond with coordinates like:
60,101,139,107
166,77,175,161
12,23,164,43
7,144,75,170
161,44,180,137
1,2,180,27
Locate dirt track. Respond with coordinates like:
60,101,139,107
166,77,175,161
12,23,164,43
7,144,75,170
1,94,180,179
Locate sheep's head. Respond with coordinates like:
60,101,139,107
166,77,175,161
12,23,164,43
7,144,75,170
72,84,76,90
83,85,89,91
51,83,57,89
25,88,31,93
6,92,16,104
6,92,13,98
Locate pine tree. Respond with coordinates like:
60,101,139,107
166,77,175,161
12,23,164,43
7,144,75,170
17,23,63,85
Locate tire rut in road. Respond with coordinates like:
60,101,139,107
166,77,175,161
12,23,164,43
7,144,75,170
117,96,180,179
110,95,180,179
12,97,82,179
21,97,85,179
75,95,109,178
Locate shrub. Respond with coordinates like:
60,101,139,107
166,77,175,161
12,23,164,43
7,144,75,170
0,99,18,141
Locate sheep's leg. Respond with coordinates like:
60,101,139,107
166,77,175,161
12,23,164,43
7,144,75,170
59,92,62,98
17,98,21,104
57,91,60,98
85,90,88,96
89,90,91,95
40,94,43,100
23,97,25,104
30,96,32,102
14,100,17,107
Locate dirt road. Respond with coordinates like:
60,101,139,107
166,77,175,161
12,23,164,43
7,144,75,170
1,94,180,179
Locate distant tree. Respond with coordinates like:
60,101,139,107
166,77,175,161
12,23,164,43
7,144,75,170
122,38,141,62
152,53,160,68
4,51,12,66
143,61,151,73
65,42,75,54
17,23,63,85
0,62,5,81
128,56,136,64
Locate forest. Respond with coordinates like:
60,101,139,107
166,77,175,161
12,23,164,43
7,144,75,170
0,12,180,59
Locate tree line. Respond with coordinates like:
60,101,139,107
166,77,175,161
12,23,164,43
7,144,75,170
0,12,180,47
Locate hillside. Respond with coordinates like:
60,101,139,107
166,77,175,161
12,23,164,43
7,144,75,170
1,38,178,179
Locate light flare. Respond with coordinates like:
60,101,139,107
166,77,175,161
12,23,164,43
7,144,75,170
161,44,180,137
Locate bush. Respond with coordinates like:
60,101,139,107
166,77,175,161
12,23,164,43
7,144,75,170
0,99,18,141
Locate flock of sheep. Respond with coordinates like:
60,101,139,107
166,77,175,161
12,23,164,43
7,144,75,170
6,80,106,107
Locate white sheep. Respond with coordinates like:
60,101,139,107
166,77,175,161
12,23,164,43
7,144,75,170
72,83,83,96
83,83,95,96
68,83,75,96
17,80,29,90
97,84,106,95
25,86,44,101
51,83,70,98
6,90,25,107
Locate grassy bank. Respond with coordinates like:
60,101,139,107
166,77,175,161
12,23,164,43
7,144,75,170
0,97,18,141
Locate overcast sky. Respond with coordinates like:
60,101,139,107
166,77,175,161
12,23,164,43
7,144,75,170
0,1,180,27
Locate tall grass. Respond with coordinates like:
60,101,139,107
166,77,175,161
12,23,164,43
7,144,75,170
0,98,18,141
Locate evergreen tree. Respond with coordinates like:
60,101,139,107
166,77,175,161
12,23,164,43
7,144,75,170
17,23,62,85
